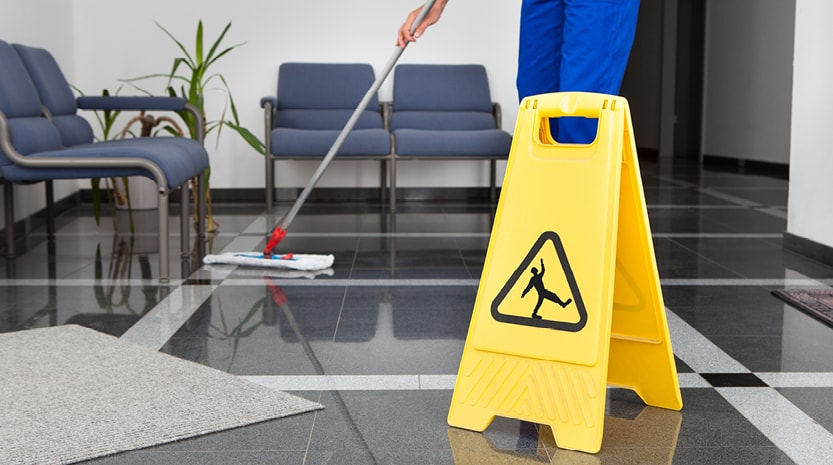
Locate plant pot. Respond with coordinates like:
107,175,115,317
114,176,159,211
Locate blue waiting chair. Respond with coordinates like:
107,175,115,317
261,62,392,210
389,64,512,206
0,40,209,282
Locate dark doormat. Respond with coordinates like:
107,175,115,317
772,288,833,328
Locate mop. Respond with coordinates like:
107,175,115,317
204,0,436,271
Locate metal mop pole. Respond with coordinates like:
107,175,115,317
264,0,437,256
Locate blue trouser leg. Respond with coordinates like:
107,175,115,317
517,0,565,99
517,0,640,144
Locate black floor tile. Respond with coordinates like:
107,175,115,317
701,373,769,387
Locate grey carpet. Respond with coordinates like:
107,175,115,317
0,325,323,465
772,288,833,327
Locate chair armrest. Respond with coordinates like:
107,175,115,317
77,96,187,112
77,96,204,143
380,101,392,131
261,98,275,153
492,102,502,130
260,97,278,109
0,112,168,187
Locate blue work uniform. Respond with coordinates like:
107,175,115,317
517,0,640,143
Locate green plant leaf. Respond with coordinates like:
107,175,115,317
205,43,244,70
91,178,102,225
167,58,193,90
195,20,204,68
159,125,182,137
225,121,266,155
205,22,233,64
155,21,196,69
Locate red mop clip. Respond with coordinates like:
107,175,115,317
263,226,286,258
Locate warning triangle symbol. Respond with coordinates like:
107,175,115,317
490,231,588,332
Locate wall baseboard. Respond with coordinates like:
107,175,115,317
702,154,789,180
0,192,79,255
79,187,500,205
783,232,833,269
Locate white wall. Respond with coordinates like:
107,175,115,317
787,0,833,247
71,0,521,189
10,1,829,259
701,0,795,164
0,0,79,229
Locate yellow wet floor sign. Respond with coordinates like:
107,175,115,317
447,92,683,453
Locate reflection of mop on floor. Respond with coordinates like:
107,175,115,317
202,264,334,279
264,277,381,464
203,0,437,273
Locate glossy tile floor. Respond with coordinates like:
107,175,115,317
3,158,833,464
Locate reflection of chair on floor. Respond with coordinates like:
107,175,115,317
261,63,393,211
0,41,209,282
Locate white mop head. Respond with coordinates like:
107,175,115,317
203,264,335,280
203,252,334,271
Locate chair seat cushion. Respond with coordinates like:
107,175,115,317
0,137,209,188
270,128,390,157
393,129,512,157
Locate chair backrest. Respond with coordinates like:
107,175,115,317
274,62,383,130
12,43,95,147
391,64,497,131
0,40,63,166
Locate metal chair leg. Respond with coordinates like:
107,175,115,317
4,181,14,259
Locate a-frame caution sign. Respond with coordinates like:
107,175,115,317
447,92,682,453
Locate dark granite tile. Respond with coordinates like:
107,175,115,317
698,208,787,234
671,446,795,465
718,188,788,207
643,186,738,206
777,387,833,434
646,208,740,234
668,389,781,449
653,237,741,279
307,391,455,455
670,237,833,280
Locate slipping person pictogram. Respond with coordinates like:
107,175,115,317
521,258,572,319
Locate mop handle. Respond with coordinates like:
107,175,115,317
275,0,437,233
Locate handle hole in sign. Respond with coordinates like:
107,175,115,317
538,116,600,146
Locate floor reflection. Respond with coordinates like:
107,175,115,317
449,403,681,464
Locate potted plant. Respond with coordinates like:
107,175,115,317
86,87,178,233
85,87,141,232
124,20,265,233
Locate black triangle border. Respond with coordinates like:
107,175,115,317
490,231,588,332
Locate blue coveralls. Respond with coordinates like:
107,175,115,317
517,0,640,143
